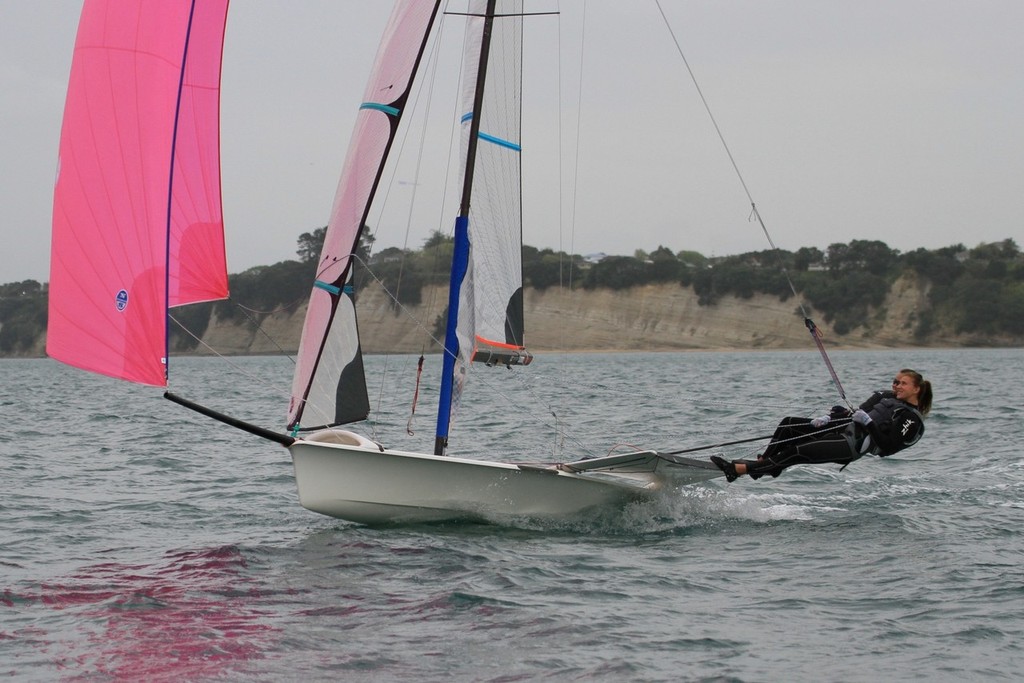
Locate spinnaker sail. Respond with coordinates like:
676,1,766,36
48,0,229,387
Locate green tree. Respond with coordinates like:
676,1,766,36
827,239,898,275
523,246,570,290
297,225,375,266
970,238,1019,261
0,280,47,353
999,282,1024,334
0,280,43,297
648,245,681,283
902,244,965,283
675,250,708,268
296,226,326,264
583,255,649,290
423,230,453,249
793,246,824,271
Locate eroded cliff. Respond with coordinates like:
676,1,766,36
193,274,956,355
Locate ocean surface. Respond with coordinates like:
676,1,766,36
2,348,1021,682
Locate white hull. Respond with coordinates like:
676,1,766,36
288,430,723,525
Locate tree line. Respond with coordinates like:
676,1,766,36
2,233,1022,354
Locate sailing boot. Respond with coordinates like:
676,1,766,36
710,455,739,482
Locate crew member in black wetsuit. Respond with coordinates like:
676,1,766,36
711,369,932,482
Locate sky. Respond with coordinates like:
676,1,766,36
2,1,1022,285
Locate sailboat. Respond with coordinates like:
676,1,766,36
48,0,724,526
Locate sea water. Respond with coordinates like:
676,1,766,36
1,348,1021,681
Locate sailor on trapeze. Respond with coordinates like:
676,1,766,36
711,368,932,481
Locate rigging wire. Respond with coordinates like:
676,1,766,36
168,312,293,395
225,299,299,362
653,0,852,409
545,1,575,454
662,419,852,456
565,0,585,298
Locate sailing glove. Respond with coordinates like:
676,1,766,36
851,409,872,426
830,405,851,419
810,415,830,428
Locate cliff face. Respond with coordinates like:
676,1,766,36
15,274,998,360
193,274,956,355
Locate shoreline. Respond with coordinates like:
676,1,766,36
5,342,1018,363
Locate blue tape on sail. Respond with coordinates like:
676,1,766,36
478,131,521,151
314,280,341,295
360,102,400,116
460,112,520,151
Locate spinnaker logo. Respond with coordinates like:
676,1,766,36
115,289,129,312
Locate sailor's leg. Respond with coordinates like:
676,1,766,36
750,433,858,478
761,416,817,460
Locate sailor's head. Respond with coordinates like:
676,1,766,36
893,369,932,415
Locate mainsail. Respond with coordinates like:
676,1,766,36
457,0,528,361
48,0,229,387
436,0,529,453
287,1,441,430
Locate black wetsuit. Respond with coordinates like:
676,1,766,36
748,391,925,478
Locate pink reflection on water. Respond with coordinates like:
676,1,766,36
8,546,276,681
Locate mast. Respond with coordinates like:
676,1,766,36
435,0,498,456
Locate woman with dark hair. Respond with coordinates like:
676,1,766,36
711,369,933,481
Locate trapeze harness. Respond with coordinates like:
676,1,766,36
850,390,926,458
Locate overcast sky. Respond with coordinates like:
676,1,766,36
2,1,1022,284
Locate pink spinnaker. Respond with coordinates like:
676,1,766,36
48,0,229,387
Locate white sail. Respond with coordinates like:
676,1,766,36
449,0,528,421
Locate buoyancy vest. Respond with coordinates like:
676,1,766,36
857,392,925,456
